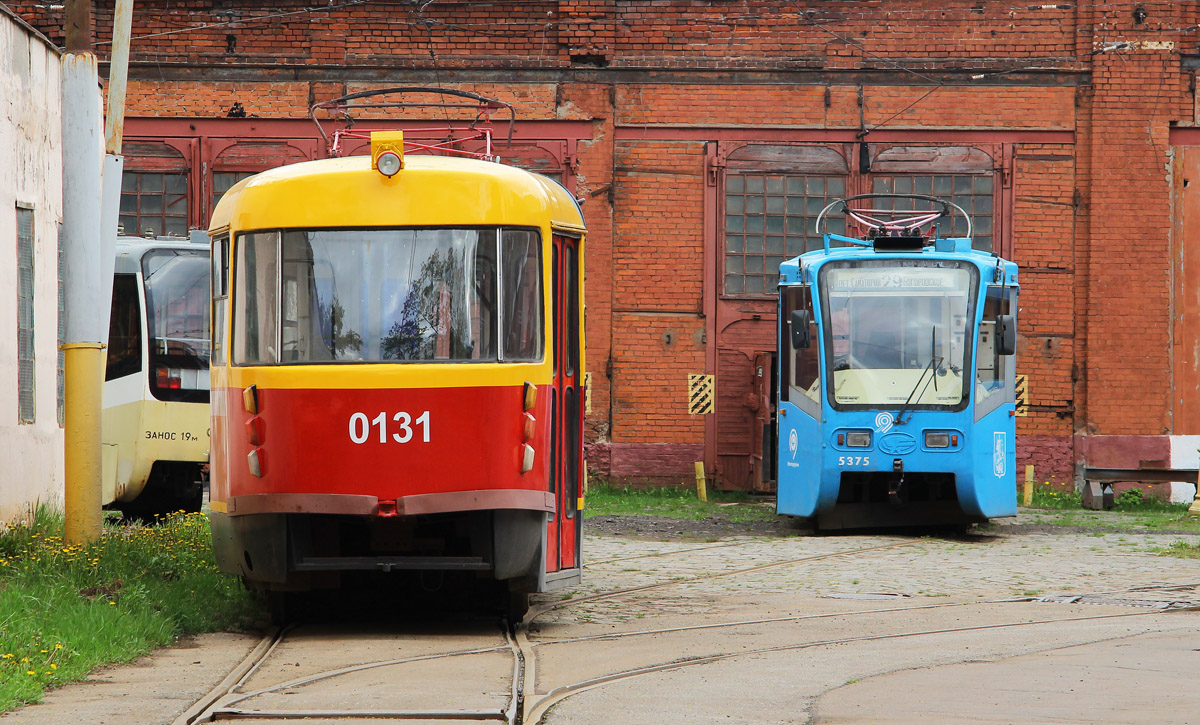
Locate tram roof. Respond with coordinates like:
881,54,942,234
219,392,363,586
779,237,1019,287
113,234,208,274
209,154,585,235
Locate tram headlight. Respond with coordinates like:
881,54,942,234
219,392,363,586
376,151,402,177
846,432,871,448
925,432,951,448
521,444,536,473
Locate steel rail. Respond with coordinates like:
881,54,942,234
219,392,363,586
530,539,925,619
173,627,284,725
515,538,924,724
181,620,519,724
522,607,1192,723
533,577,1200,647
582,540,751,569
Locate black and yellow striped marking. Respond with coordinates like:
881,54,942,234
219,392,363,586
688,374,715,415
1015,374,1029,416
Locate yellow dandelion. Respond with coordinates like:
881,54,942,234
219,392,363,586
26,670,35,676
39,649,47,653
55,644,62,649
50,664,56,670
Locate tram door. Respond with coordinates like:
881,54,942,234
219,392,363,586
549,234,582,571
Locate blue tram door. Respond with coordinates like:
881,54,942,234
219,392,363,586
776,285,823,517
548,234,582,572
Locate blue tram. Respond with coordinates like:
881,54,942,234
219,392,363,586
776,194,1019,530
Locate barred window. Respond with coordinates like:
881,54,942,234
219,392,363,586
120,172,188,238
725,174,846,296
870,175,995,252
212,171,254,215
17,206,35,424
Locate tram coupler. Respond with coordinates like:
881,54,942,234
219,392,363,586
889,459,905,504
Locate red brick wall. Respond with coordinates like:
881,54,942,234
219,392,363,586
607,139,705,457
21,1,1199,488
1085,20,1187,436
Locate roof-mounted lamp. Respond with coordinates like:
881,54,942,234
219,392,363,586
371,131,405,177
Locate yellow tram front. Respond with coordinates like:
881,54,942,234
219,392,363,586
207,135,585,599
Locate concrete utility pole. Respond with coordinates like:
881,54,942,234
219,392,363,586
61,0,105,544
100,1,133,322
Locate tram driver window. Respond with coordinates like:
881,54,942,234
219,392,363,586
233,232,279,365
275,228,503,363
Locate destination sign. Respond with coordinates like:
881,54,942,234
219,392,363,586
826,267,968,292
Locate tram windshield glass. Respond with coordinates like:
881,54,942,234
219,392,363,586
142,248,211,402
235,227,543,364
819,260,977,410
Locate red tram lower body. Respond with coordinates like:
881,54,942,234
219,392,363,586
208,382,582,596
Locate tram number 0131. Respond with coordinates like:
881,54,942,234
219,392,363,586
348,411,431,445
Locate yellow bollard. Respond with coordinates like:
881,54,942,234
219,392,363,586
63,343,105,545
1023,464,1034,507
694,461,708,503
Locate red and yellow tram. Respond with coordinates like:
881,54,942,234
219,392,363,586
206,132,585,612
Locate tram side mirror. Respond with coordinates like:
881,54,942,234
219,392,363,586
997,314,1017,356
790,309,811,350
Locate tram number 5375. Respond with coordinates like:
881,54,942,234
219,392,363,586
348,411,431,445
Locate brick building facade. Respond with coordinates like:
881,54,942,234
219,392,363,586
14,0,1200,492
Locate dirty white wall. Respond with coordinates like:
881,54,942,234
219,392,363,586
0,8,63,523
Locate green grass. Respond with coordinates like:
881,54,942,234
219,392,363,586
1022,484,1199,524
1019,506,1200,533
0,508,260,713
1157,540,1200,559
1028,486,1081,509
585,484,776,523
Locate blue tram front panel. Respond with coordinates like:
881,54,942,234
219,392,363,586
776,241,1019,527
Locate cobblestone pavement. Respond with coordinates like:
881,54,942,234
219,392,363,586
542,527,1200,627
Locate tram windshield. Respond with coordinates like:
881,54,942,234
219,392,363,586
234,227,543,365
819,260,977,411
142,248,210,402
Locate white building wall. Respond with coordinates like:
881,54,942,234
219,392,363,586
0,9,63,523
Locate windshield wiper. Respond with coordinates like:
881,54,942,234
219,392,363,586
895,354,942,425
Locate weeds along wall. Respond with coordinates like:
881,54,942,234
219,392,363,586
14,0,1200,492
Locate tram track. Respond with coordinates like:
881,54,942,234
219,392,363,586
174,537,1200,725
519,606,1193,724
514,539,1200,724
175,619,523,724
538,538,925,617
173,539,925,724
